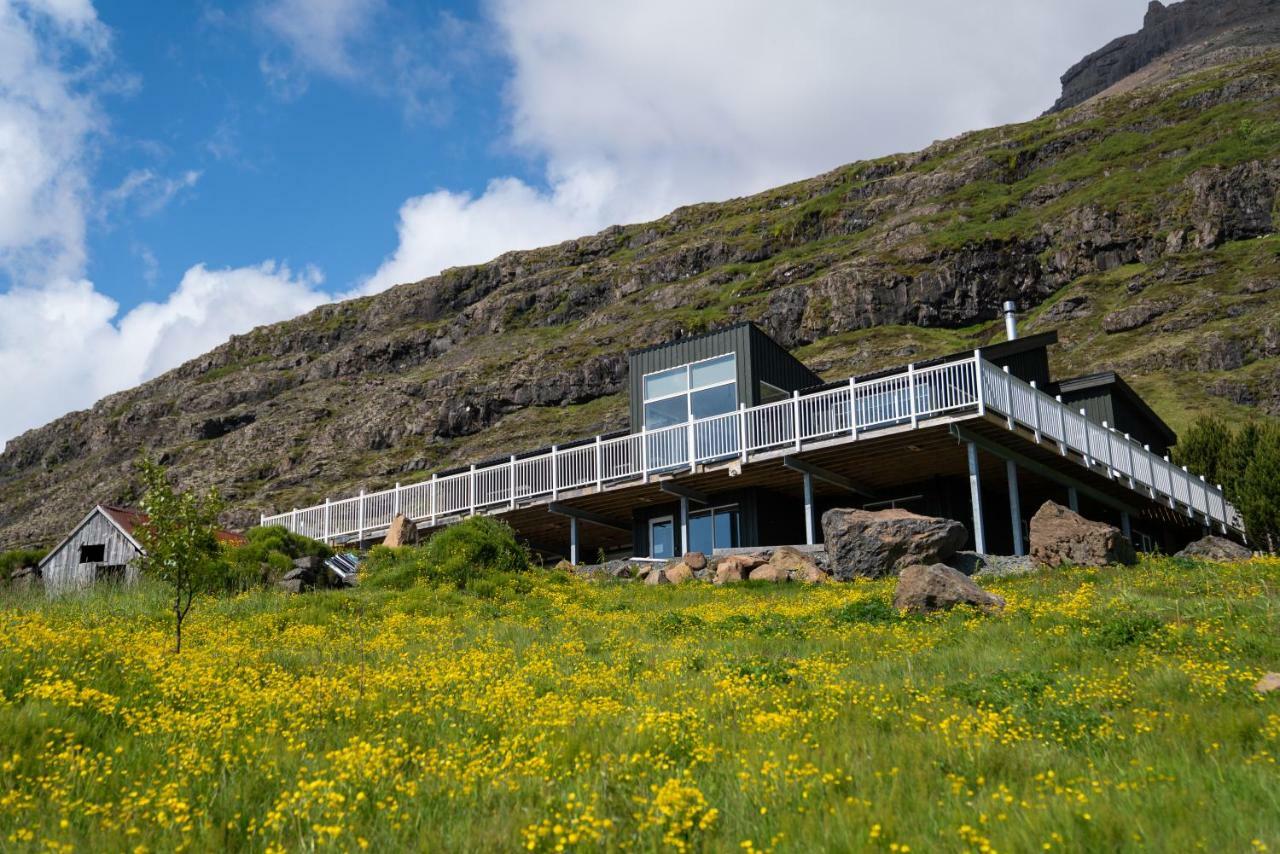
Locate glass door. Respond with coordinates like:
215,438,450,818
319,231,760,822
649,515,676,560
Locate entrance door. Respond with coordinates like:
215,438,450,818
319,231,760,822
649,515,676,560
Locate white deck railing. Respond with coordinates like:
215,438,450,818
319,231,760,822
263,354,1242,542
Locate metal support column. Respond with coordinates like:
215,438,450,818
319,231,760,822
803,471,815,546
967,442,987,555
570,516,579,565
1006,459,1024,557
1120,511,1132,541
679,496,689,557
1068,487,1079,513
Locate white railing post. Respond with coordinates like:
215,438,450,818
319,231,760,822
551,445,559,499
1029,381,1041,443
973,352,985,416
1081,409,1093,467
1002,365,1014,430
738,403,748,463
640,430,649,483
430,473,438,525
394,483,401,516
1123,435,1136,488
1102,421,1115,479
1055,395,1067,455
469,464,477,515
259,513,265,527
907,363,918,428
509,455,517,509
357,491,365,545
849,376,859,438
595,436,603,492
324,498,331,544
687,419,697,472
1163,456,1175,508
792,391,802,451
291,507,297,534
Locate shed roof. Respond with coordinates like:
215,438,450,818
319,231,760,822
1051,371,1178,446
101,505,247,547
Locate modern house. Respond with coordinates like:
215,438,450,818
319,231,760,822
263,308,1243,561
38,504,245,592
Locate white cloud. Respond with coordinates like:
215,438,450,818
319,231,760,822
255,0,382,91
0,2,332,446
102,168,201,217
0,263,329,444
359,0,1149,292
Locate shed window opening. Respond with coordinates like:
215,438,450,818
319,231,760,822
688,504,741,555
642,354,737,431
78,543,106,563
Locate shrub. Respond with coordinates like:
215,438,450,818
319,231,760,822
361,517,529,591
221,525,333,592
0,548,45,577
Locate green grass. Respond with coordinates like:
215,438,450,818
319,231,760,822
0,555,1278,851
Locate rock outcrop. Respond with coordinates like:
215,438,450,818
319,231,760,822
1029,502,1138,568
1049,0,1280,113
893,563,1006,614
822,508,967,580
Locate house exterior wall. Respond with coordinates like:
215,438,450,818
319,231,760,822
41,510,142,592
627,324,822,430
988,348,1052,387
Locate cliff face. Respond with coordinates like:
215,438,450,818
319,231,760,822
1050,0,1280,112
2,50,1279,550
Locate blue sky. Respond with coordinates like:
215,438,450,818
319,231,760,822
0,0,1150,446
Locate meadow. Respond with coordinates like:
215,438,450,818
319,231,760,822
0,556,1278,852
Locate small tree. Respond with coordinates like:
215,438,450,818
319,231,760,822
1236,424,1280,552
1172,415,1232,485
133,458,226,653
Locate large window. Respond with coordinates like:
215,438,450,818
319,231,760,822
643,353,737,430
688,504,740,555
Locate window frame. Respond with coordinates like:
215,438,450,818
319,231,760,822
686,503,741,554
641,353,738,429
78,543,106,564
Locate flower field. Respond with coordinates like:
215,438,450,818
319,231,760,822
1,556,1278,852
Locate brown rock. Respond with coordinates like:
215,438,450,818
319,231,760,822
682,551,708,570
768,546,827,583
1029,501,1137,568
714,560,747,585
1176,535,1251,561
665,561,695,584
748,565,788,583
893,563,1005,614
553,559,576,571
1255,673,1280,693
644,569,670,586
382,513,419,547
822,508,967,580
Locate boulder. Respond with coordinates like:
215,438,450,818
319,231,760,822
748,565,788,583
822,508,967,580
382,513,418,547
1176,535,1251,561
553,559,576,572
1029,501,1137,568
644,569,670,586
665,561,695,584
682,551,707,570
292,555,325,571
276,578,306,594
769,546,827,583
9,565,39,590
714,560,747,585
1255,673,1280,694
893,564,1006,614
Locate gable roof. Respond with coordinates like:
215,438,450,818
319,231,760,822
37,504,246,569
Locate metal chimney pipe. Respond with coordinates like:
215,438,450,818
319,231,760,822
1003,300,1019,341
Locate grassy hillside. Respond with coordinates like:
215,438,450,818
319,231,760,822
2,54,1279,549
1,558,1278,851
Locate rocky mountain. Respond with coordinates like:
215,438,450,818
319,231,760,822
2,36,1279,549
1050,0,1280,112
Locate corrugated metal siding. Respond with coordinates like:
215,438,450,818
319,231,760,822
746,326,823,404
41,509,142,593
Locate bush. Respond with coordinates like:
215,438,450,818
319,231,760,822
0,548,45,577
221,526,334,593
360,517,529,591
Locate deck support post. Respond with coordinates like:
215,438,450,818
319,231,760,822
967,442,987,555
1120,511,1132,541
1068,487,1079,513
803,471,815,546
570,516,579,566
1006,459,1024,557
679,496,689,558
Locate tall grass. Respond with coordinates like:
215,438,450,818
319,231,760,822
0,555,1277,851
